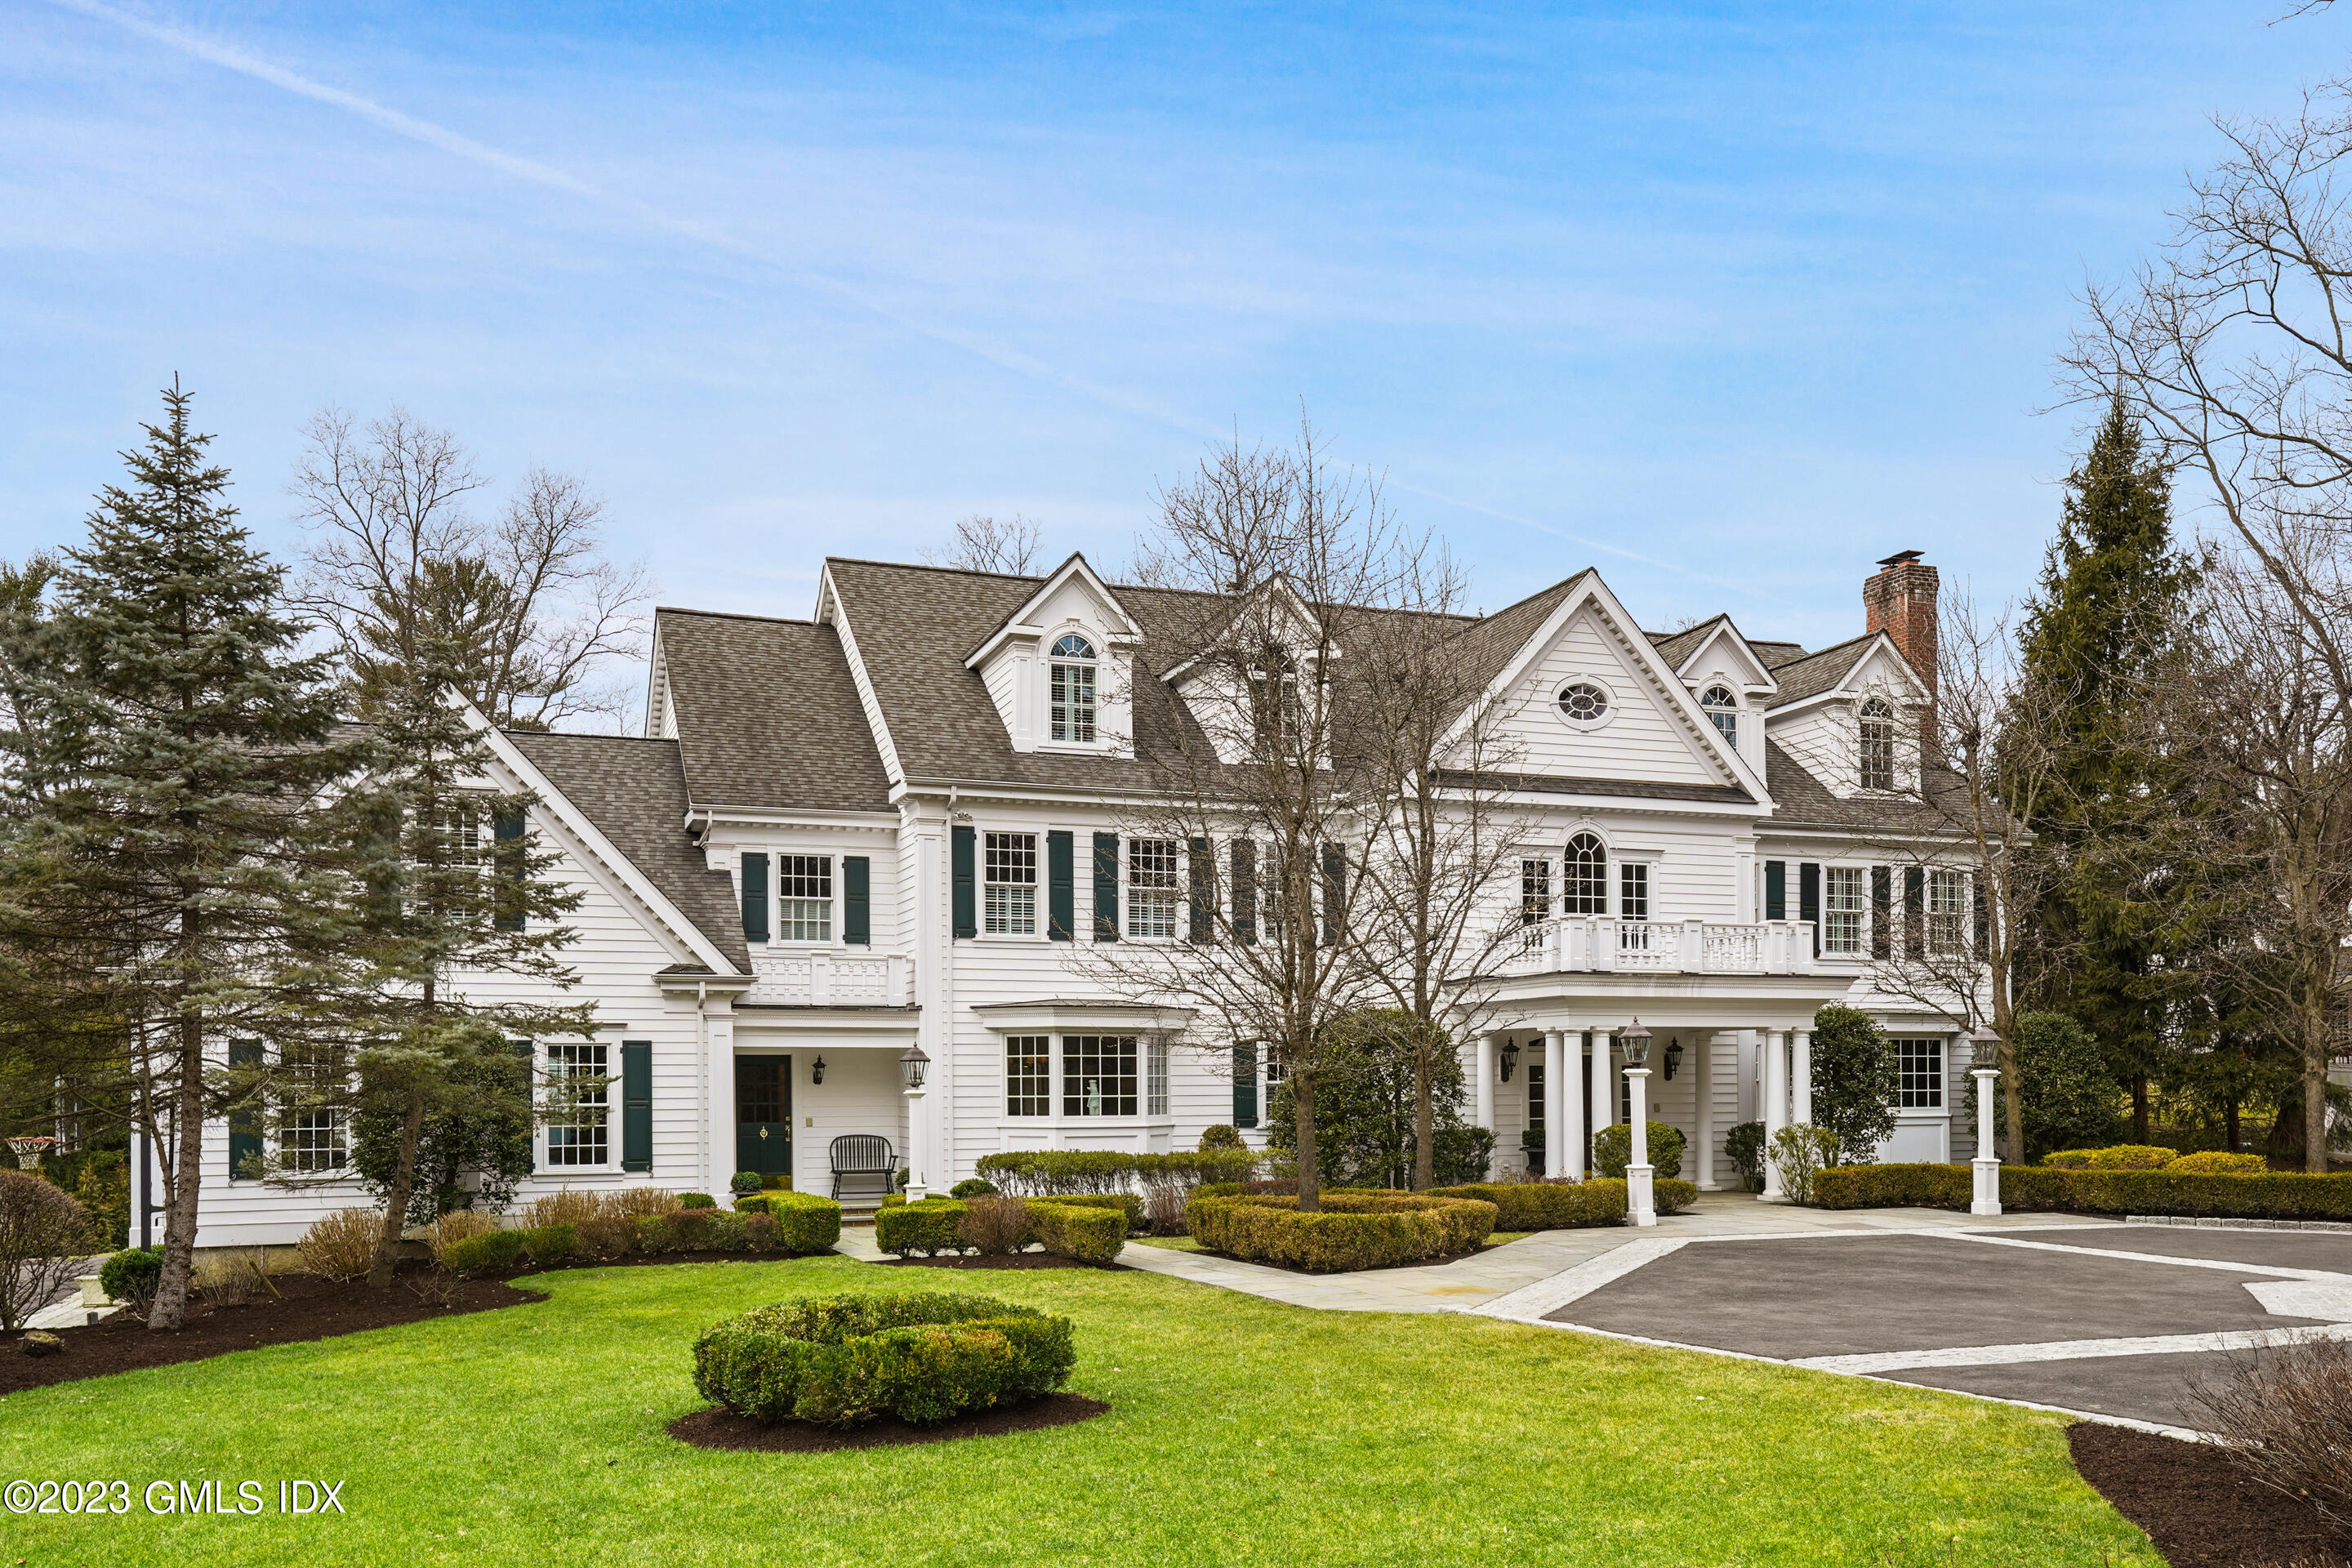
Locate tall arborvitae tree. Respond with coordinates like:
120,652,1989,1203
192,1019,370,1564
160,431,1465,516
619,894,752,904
2016,398,2199,1139
0,384,375,1330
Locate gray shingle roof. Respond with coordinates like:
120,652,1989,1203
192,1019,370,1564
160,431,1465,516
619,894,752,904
1761,737,1969,835
504,730,751,972
1762,633,1876,706
655,609,892,811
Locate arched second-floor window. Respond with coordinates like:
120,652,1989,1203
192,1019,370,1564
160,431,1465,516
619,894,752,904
1700,685,1738,746
1566,831,1608,915
1859,697,1897,791
1050,633,1097,743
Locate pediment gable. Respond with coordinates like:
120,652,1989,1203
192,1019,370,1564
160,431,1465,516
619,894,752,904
964,553,1140,670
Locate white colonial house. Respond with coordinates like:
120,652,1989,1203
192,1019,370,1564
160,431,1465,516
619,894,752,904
155,550,1983,1247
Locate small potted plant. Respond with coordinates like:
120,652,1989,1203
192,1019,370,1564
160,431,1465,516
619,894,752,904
1519,1127,1544,1175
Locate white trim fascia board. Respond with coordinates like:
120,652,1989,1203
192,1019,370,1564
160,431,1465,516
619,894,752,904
1672,619,1780,695
1487,788,1771,820
818,563,908,788
644,621,671,740
1762,634,1929,717
653,970,757,996
1757,825,1976,846
971,1000,1199,1033
730,1009,922,1036
691,805,899,827
893,776,1201,810
472,711,744,977
964,552,1143,669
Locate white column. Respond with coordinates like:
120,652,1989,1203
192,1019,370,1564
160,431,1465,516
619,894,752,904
1474,1035,1496,1178
1695,1032,1716,1190
1625,1067,1655,1226
1542,1031,1564,1178
1760,1029,1789,1201
1971,1068,2002,1215
704,1009,736,1197
1792,1029,1813,1126
1590,1030,1614,1147
1561,1031,1587,1183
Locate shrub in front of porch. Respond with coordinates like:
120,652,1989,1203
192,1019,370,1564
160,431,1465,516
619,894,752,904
722,1192,841,1253
1026,1201,1127,1265
693,1291,1076,1427
1589,1122,1686,1181
876,1197,968,1257
1185,1192,1496,1272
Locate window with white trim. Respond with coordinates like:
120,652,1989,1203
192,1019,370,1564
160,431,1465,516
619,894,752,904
1062,1035,1138,1116
1557,681,1609,724
1129,838,1179,938
1618,861,1652,953
1147,1037,1169,1116
1049,634,1097,743
1566,832,1607,915
545,1043,609,1165
284,1109,348,1173
985,832,1038,935
1926,868,1967,956
1895,1037,1944,1108
1700,684,1738,746
1006,1035,1050,1116
1824,866,1867,956
778,855,833,941
1859,697,1897,791
1521,858,1552,925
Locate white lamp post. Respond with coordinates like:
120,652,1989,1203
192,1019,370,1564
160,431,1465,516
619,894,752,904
1621,1021,1656,1227
899,1045,931,1200
1968,1026,2001,1217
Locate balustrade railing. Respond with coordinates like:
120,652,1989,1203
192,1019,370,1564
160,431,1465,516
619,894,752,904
1503,917,1819,976
755,951,914,1006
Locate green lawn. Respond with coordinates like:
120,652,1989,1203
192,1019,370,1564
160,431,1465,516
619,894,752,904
1,1258,2158,1566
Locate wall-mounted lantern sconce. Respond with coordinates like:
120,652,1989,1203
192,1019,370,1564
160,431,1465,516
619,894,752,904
1663,1037,1682,1080
1499,1039,1520,1083
810,1055,826,1086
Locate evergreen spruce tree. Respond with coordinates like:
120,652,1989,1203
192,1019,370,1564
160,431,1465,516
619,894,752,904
0,384,374,1330
2017,397,2199,1139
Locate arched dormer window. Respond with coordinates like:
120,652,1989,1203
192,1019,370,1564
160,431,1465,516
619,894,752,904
1049,633,1097,743
1859,697,1897,791
1565,831,1608,915
1700,685,1738,746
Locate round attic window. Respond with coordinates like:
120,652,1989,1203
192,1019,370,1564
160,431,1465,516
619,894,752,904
1557,681,1610,727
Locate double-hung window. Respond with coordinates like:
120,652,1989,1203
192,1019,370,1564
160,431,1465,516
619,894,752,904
985,832,1038,935
284,1109,348,1173
1618,861,1652,953
1129,838,1179,938
1895,1037,1944,1108
1824,866,1867,956
778,855,833,941
545,1043,609,1166
1005,1036,1050,1116
1521,858,1552,925
1062,1035,1138,1116
1049,635,1097,743
1926,868,1967,956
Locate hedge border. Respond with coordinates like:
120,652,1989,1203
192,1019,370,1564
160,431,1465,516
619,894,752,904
1809,1163,2352,1221
1184,1192,1498,1272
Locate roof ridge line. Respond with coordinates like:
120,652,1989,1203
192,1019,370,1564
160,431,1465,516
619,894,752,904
656,606,819,626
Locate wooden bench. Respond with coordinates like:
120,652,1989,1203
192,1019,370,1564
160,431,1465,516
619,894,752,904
830,1134,897,1202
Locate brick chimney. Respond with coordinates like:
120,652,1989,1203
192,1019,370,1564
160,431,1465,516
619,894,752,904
1864,550,1939,707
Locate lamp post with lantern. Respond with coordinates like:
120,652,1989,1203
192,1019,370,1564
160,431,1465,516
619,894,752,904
1621,1021,1656,1228
1968,1026,2002,1217
899,1045,931,1200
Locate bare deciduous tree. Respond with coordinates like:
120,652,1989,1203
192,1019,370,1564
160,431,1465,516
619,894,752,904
922,514,1043,575
292,407,651,731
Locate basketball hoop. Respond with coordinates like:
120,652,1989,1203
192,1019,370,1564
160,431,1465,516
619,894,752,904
7,1135,56,1171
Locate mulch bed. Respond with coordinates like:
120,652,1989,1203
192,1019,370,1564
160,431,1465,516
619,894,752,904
879,1252,1126,1271
669,1393,1108,1453
2070,1423,2352,1567
2,1267,542,1397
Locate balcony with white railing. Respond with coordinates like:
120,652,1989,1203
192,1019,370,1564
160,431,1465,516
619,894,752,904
1506,916,1820,977
752,951,915,1007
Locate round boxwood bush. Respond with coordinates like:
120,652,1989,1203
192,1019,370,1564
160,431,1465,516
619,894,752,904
729,1171,765,1196
950,1178,1000,1199
1591,1120,1686,1181
100,1245,163,1308
693,1291,1076,1427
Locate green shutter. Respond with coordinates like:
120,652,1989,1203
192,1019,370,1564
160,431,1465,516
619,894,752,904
1231,840,1257,946
621,1041,653,1173
1799,862,1821,956
844,856,871,945
228,1040,263,1179
1320,843,1346,946
1232,1043,1258,1129
952,826,977,938
1870,866,1892,960
1048,831,1075,941
492,810,525,931
741,852,769,942
1903,866,1924,953
1188,837,1214,943
1763,860,1786,920
1093,833,1120,942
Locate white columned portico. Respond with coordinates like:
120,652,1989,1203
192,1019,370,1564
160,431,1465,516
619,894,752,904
1542,1031,1565,1178
1694,1031,1715,1190
1589,1031,1613,1149
1792,1028,1813,1126
1474,1035,1497,1178
1760,1028,1790,1201
1560,1030,1587,1182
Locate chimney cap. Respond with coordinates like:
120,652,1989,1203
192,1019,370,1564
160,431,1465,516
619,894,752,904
1876,550,1925,568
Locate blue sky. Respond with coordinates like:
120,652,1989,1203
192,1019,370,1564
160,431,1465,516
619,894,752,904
0,2,2328,657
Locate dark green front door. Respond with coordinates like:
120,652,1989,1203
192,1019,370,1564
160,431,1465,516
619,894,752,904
735,1055,792,1179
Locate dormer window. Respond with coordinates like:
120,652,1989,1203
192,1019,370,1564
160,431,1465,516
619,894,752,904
1049,634,1097,743
1700,685,1738,746
1859,697,1897,791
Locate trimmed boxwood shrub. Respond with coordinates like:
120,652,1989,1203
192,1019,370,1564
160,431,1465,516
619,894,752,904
441,1228,527,1276
973,1149,1260,1196
1655,1178,1699,1215
1031,1191,1145,1229
732,1192,843,1254
1186,1192,1497,1272
876,1198,967,1257
2167,1151,2270,1175
2045,1145,2177,1171
99,1246,163,1307
519,1223,579,1266
678,1192,717,1209
730,1171,764,1196
950,1178,1000,1199
1428,1181,1625,1229
1027,1200,1127,1265
693,1292,1076,1427
1590,1121,1687,1181
1808,1162,2352,1219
